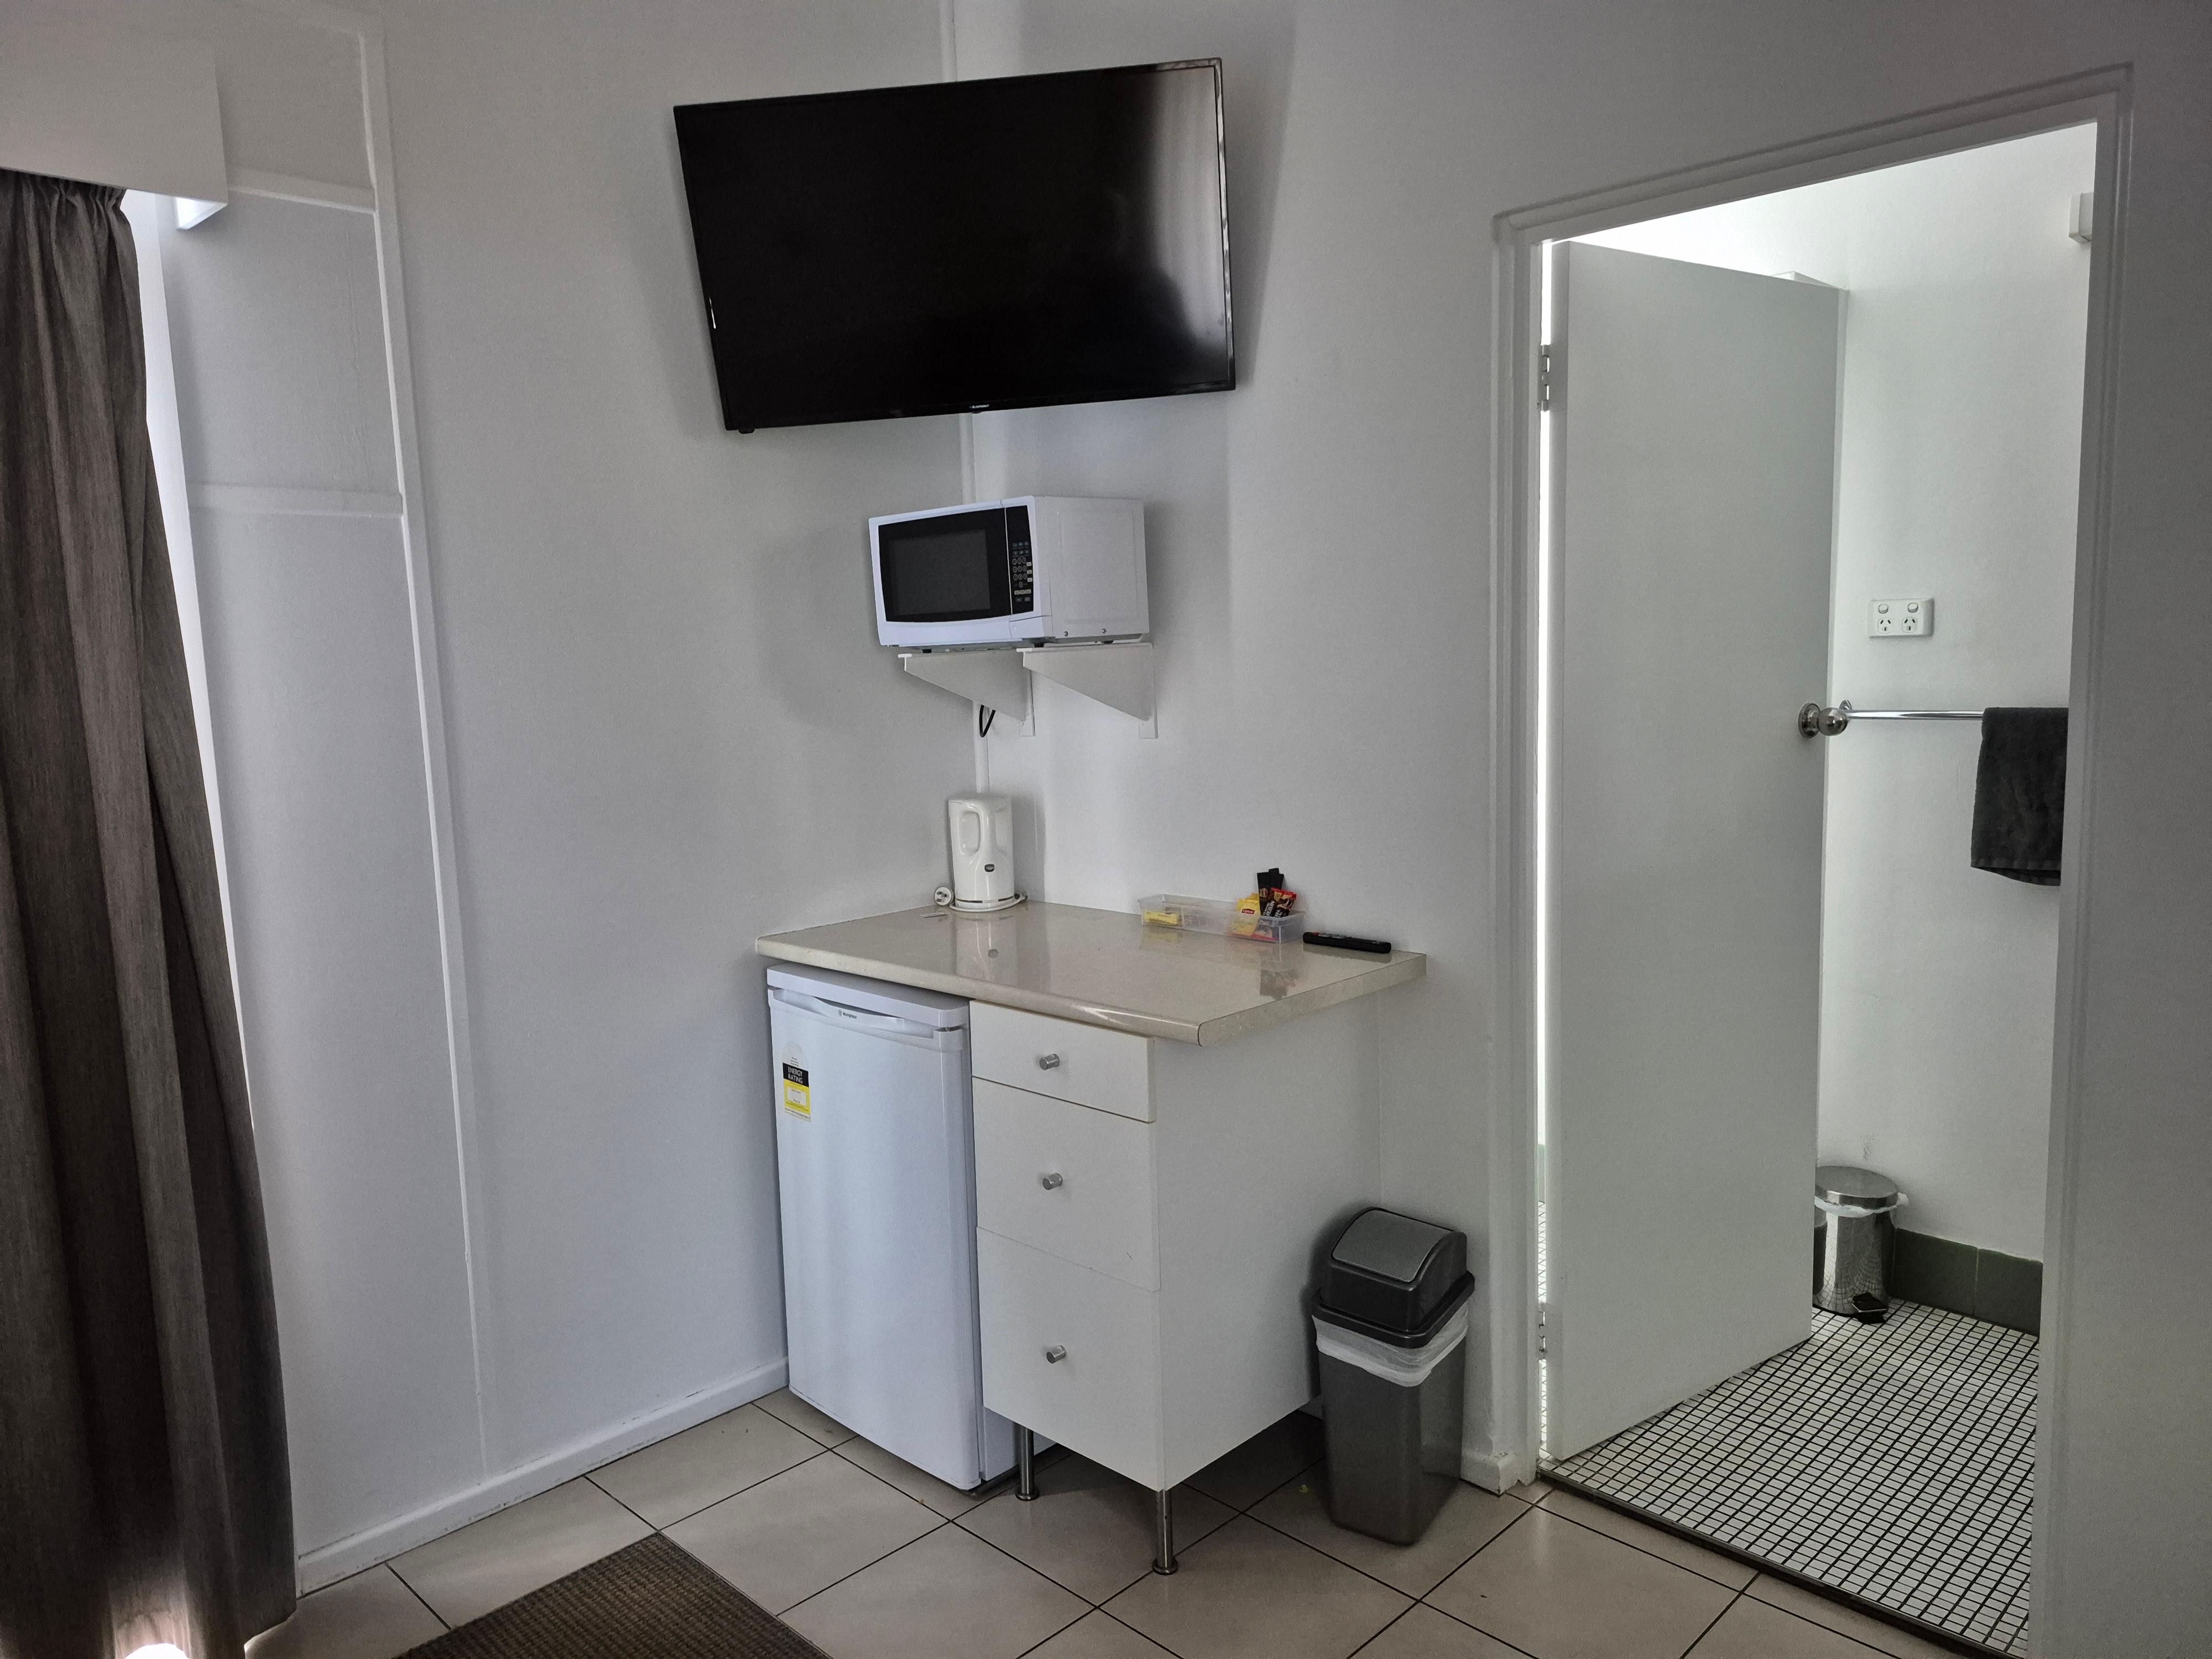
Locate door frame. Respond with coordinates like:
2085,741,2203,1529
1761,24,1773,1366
1481,64,2130,1586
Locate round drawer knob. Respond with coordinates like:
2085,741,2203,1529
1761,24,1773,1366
1039,1171,1065,1190
1042,1345,1067,1364
1036,1053,1063,1071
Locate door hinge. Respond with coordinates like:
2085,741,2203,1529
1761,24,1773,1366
1537,1299,1550,1357
1538,345,1554,412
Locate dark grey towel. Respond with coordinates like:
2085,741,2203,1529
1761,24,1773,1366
1971,707,2068,885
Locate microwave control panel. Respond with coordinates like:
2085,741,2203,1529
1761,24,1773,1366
1007,507,1034,614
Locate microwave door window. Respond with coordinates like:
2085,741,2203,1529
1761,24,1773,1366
880,515,1011,622
890,527,990,614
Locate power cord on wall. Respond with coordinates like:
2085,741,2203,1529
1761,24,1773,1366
978,704,997,738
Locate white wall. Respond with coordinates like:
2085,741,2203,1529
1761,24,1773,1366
316,0,970,1568
0,14,226,200
22,1,2212,1648
13,0,378,193
362,0,967,1499
949,5,2212,1651
1580,126,2096,1260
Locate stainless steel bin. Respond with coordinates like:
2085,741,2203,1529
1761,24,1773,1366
1814,1164,1908,1320
1313,1209,1475,1545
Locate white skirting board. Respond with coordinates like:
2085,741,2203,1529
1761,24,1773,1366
1460,1441,1527,1494
293,1355,789,1592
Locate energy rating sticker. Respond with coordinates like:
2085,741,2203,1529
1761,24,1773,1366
781,1062,811,1117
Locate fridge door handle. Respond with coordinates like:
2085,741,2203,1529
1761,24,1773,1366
770,986,951,1040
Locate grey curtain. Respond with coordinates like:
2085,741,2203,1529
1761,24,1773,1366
0,171,295,1658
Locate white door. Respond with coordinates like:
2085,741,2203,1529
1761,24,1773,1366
1546,243,1840,1459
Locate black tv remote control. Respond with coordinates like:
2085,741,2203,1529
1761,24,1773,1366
1303,931,1391,954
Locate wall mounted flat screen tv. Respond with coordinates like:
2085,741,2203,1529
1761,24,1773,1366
674,61,1233,432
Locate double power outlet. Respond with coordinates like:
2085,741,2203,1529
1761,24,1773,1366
1869,597,1933,637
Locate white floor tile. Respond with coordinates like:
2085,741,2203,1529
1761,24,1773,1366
756,1386,858,1447
1427,1506,1735,1659
784,1524,1087,1659
1104,1515,1411,1659
836,1433,990,1518
1253,1471,1526,1598
959,1454,1234,1603
387,1478,650,1627
591,1402,822,1526
1538,1488,1757,1590
247,1565,444,1659
664,1449,940,1615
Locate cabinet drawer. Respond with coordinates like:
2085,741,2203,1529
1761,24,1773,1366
971,1003,1152,1122
977,1229,1163,1490
974,1079,1157,1289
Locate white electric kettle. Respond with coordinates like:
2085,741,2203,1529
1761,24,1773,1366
945,795,1022,912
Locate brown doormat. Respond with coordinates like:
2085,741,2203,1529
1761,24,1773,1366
400,1532,831,1658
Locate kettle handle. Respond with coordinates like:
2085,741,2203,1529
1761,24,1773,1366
953,802,984,856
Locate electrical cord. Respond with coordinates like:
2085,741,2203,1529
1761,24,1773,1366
978,704,997,738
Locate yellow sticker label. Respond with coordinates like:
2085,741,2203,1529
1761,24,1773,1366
781,1062,810,1117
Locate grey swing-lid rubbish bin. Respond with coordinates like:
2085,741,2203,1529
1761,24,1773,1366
1313,1208,1475,1545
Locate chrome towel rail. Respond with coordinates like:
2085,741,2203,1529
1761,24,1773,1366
1799,700,1982,737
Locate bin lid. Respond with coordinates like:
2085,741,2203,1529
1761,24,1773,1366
1815,1165,1902,1208
1320,1208,1468,1334
1333,1209,1452,1284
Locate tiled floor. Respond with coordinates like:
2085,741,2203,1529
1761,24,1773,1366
249,1391,1963,1659
1547,1302,2034,1655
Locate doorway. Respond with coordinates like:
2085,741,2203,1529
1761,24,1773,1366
1500,95,2114,1659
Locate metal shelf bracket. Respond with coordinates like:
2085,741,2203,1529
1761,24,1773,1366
1020,640,1156,738
900,649,1034,735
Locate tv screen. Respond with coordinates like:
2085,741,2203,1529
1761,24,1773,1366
674,61,1233,432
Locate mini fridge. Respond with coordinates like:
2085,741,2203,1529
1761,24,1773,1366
765,962,1015,1490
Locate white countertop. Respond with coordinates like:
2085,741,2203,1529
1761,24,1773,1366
755,901,1426,1045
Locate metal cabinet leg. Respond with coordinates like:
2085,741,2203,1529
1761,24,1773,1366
1152,1487,1177,1574
1016,1427,1037,1501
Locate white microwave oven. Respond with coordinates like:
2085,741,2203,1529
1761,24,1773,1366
870,496,1147,649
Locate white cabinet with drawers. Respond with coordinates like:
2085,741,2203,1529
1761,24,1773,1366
755,899,1425,1573
969,998,1381,1499
972,1000,1154,1121
973,1078,1158,1287
975,1230,1165,1484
